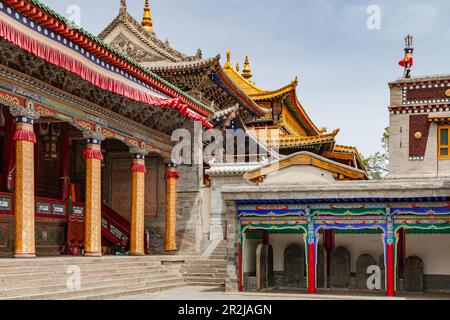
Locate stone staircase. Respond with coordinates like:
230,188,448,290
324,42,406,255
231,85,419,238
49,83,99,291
0,255,191,300
181,241,228,287
0,242,229,300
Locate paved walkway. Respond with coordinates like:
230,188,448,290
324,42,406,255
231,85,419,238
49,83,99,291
120,286,450,300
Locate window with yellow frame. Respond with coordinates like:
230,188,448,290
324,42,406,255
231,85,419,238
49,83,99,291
438,125,450,159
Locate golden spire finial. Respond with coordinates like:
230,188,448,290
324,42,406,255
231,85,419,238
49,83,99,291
236,62,240,72
242,55,252,79
226,49,231,64
141,0,153,32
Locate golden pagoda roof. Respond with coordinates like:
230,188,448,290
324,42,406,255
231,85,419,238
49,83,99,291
224,51,296,100
223,51,320,136
249,128,339,150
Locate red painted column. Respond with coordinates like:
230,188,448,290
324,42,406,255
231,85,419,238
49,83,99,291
323,229,335,280
385,215,396,297
3,109,15,192
59,124,71,200
238,240,243,292
386,243,396,296
308,242,316,294
307,216,316,294
33,123,39,194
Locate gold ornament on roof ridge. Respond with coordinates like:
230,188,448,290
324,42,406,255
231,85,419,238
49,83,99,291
141,0,154,32
242,55,252,80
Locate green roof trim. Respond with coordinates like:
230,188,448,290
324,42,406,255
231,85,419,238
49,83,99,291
27,0,213,113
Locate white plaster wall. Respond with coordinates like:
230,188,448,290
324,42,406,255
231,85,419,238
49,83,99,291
388,112,450,178
334,234,384,273
262,165,334,185
262,166,335,185
406,234,450,275
389,114,439,178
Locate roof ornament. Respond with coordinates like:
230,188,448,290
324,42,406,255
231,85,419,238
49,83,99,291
242,55,252,80
141,0,154,33
399,34,414,78
196,49,203,60
226,49,231,64
165,38,170,45
119,0,127,14
236,62,240,72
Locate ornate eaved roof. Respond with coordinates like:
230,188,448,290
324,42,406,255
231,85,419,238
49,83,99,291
98,0,266,116
223,51,320,136
243,151,368,183
4,0,215,128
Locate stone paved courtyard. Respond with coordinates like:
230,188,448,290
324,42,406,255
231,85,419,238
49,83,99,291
119,286,450,300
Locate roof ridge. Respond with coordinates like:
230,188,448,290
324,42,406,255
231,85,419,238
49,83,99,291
27,0,213,113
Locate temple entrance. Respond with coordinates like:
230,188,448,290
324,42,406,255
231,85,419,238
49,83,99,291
403,231,450,293
0,105,179,258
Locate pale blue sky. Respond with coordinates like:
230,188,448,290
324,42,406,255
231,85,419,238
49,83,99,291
38,0,450,156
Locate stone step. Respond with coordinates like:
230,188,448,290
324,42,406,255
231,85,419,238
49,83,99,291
181,268,226,274
186,282,225,287
0,255,195,268
70,281,187,300
184,277,225,283
0,260,164,273
0,267,177,288
2,275,184,300
183,260,227,266
209,255,227,260
0,264,172,277
0,272,183,297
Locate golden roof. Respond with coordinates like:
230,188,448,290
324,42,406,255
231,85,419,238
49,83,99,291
224,50,320,136
224,51,296,99
249,128,339,149
327,144,365,171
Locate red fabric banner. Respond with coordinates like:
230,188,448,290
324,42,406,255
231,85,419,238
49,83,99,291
83,148,104,161
165,171,180,180
0,19,213,129
131,162,147,173
13,129,37,143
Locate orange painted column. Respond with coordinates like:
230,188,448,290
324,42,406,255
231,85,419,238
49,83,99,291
83,138,103,257
130,154,146,256
13,116,37,258
165,164,179,252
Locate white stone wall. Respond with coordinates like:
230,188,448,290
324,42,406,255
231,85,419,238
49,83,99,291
261,166,335,185
406,234,450,275
389,111,450,178
334,234,384,272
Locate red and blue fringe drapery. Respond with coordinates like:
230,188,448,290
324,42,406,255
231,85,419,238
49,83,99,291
0,20,213,129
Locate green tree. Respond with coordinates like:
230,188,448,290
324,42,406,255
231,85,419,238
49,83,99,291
363,127,389,180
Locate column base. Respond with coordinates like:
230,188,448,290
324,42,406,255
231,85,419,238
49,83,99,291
84,252,102,257
14,253,36,258
129,252,146,256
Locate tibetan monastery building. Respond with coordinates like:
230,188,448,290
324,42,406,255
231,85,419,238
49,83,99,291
0,0,262,258
207,40,450,297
